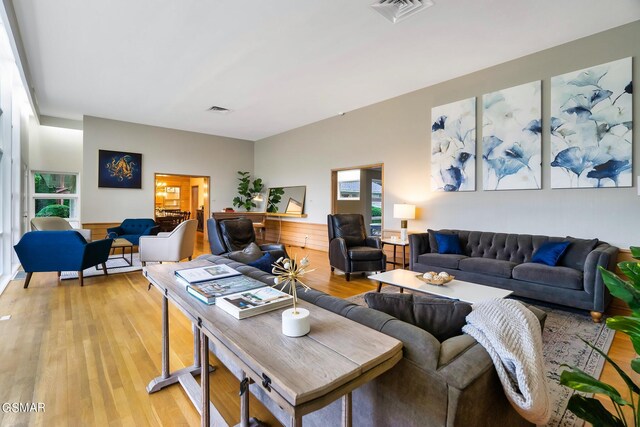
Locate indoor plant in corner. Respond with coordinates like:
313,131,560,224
232,171,263,211
560,246,640,426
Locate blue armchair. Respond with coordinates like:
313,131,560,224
106,218,159,246
14,231,114,288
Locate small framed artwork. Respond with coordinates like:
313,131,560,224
98,149,142,189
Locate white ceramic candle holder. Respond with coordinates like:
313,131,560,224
282,308,310,337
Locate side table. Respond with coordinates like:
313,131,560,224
381,238,409,270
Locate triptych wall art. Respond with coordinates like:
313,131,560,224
430,97,476,192
482,81,541,191
550,57,632,188
430,56,632,192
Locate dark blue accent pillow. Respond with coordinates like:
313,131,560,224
247,252,275,273
531,241,571,266
434,232,463,255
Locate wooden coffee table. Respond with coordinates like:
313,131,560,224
368,269,513,304
97,238,134,272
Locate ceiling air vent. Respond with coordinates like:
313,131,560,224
207,106,232,114
371,0,434,24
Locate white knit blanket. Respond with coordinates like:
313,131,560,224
462,299,550,425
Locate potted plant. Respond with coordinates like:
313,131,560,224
267,187,285,213
560,246,640,426
232,171,263,212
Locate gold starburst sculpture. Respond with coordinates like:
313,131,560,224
272,255,314,314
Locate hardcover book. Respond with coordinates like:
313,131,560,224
176,263,240,284
183,275,266,305
216,287,293,319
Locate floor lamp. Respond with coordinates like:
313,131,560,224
393,204,415,242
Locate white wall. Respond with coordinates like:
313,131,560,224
82,116,254,223
255,21,640,248
28,119,83,173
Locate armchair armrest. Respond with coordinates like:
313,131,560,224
259,243,289,259
75,228,92,242
409,233,430,269
81,238,114,270
106,226,123,238
142,225,160,236
329,237,349,272
365,236,382,249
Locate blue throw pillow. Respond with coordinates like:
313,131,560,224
434,232,463,255
247,252,275,273
531,241,571,266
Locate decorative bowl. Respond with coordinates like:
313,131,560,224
415,273,455,286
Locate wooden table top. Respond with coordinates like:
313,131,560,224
111,238,133,248
144,260,403,408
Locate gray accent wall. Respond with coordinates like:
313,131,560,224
255,21,640,248
82,116,254,223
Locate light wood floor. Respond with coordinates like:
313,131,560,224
0,233,635,426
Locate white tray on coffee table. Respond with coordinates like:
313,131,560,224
368,269,512,304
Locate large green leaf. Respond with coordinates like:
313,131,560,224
566,395,625,427
619,261,640,285
578,336,640,395
560,367,630,405
600,267,640,313
631,246,640,260
606,316,640,355
631,357,640,375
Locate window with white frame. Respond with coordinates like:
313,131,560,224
32,172,80,222
337,169,361,200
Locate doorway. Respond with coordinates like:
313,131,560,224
154,173,210,235
331,164,383,236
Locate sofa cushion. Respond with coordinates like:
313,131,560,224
560,237,599,271
228,242,264,264
364,292,472,342
512,263,583,290
531,241,570,266
417,253,467,269
348,246,383,261
434,232,463,255
458,257,516,278
247,252,275,273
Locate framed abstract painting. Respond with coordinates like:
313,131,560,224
482,81,541,190
98,150,142,189
550,57,632,188
431,97,476,192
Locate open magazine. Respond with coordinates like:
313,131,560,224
175,263,240,284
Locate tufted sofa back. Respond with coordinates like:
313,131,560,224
120,218,156,234
432,229,567,264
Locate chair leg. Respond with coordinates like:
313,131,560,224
142,261,146,267
79,271,84,287
57,271,61,279
345,273,350,281
331,267,335,272
102,263,108,276
188,256,192,261
23,272,33,289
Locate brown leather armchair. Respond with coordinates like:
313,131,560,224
207,217,288,260
327,214,386,281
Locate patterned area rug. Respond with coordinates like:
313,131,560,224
60,253,144,280
347,287,615,427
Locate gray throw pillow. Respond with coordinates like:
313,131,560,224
364,292,472,342
227,242,264,264
559,237,599,271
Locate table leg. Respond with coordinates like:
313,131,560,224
240,371,249,427
377,281,382,292
162,295,170,379
193,323,201,368
402,245,406,269
341,393,352,427
393,246,397,269
201,330,210,427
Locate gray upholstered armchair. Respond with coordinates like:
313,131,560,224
327,214,386,281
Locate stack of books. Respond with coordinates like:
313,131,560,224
175,263,292,319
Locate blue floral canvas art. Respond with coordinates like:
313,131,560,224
431,97,476,192
550,57,632,188
98,150,142,189
482,81,541,190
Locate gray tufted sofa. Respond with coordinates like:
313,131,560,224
409,229,619,322
199,254,543,427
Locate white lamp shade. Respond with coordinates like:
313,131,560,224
393,204,416,220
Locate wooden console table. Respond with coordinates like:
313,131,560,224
144,260,402,426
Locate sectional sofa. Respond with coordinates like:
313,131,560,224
409,229,618,322
200,254,543,426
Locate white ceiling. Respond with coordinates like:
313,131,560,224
11,0,640,141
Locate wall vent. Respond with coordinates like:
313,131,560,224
371,0,434,24
207,106,232,114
